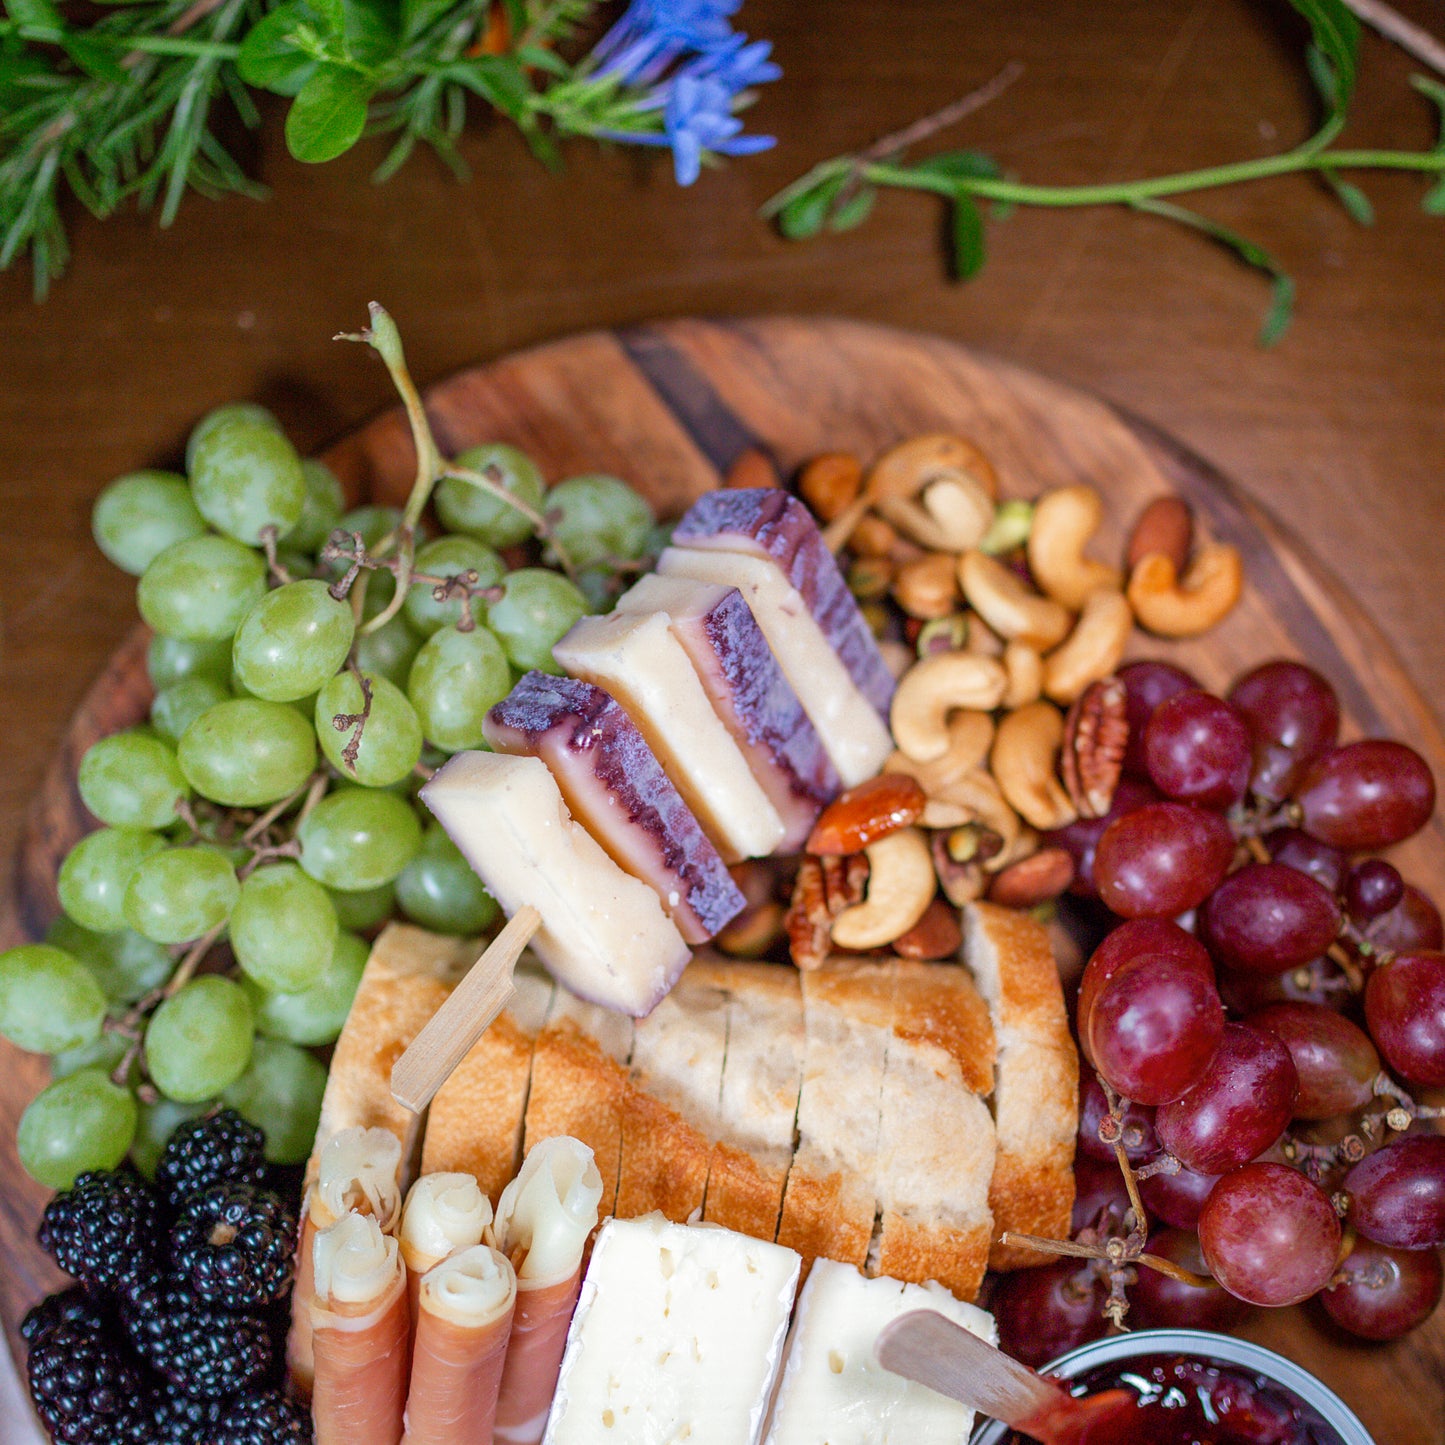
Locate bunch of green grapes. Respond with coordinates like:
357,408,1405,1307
0,398,660,1191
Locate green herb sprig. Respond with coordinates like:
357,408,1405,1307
765,0,1445,345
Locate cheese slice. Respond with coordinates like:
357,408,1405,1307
543,1215,800,1445
762,1259,996,1445
420,751,690,1017
657,546,893,787
553,610,786,862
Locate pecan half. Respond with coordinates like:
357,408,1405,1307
987,846,1076,908
807,773,926,856
893,897,964,959
785,857,832,971
1061,675,1128,819
821,852,870,915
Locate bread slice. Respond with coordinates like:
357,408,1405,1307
419,957,554,1202
963,902,1079,1269
875,961,997,1301
306,923,473,1195
693,960,805,1242
776,961,893,1271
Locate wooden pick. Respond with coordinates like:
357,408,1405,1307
390,905,541,1114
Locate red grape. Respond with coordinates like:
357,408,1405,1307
1198,1162,1342,1306
1344,859,1405,922
1087,955,1226,1106
1072,1155,1132,1234
1154,1023,1298,1173
1263,826,1347,894
1218,958,1350,1015
1246,1001,1381,1119
1364,951,1445,1087
1199,862,1342,976
1320,1236,1444,1340
1297,740,1436,851
1119,660,1199,778
1344,1135,1445,1249
1143,689,1252,810
992,1260,1108,1369
1363,884,1444,957
1132,1227,1252,1331
1140,1160,1220,1231
1045,777,1158,900
1094,802,1235,919
1228,660,1340,803
1078,918,1212,1058
1077,1071,1159,1163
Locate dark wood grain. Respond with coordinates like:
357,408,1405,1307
2,318,1441,1441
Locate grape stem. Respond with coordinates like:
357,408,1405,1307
258,524,293,586
241,770,326,846
237,839,302,879
331,665,375,771
440,460,582,582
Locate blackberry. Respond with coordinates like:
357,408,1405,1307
155,1109,269,1210
38,1170,160,1292
21,1285,112,1346
206,1389,312,1445
171,1182,297,1308
26,1322,148,1444
151,1378,226,1444
121,1278,274,1399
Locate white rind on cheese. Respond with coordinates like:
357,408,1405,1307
420,751,691,1017
762,1259,996,1445
656,546,892,787
553,610,785,862
543,1216,801,1445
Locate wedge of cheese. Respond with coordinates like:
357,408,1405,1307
763,1259,996,1445
542,1216,800,1445
419,751,690,1017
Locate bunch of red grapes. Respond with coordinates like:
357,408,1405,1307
995,658,1445,1363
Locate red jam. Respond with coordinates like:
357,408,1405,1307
1005,1352,1348,1445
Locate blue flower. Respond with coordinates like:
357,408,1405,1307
592,0,742,85
663,71,775,184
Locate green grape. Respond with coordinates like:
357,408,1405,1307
0,944,107,1054
574,564,622,614
18,1068,138,1189
51,1031,133,1083
544,473,655,570
435,444,545,548
403,535,506,636
486,568,588,674
328,881,395,930
77,729,190,830
178,698,317,806
189,419,306,545
354,611,423,689
395,824,499,935
222,1036,326,1164
246,929,367,1046
407,625,512,753
297,786,422,890
147,633,233,690
230,862,338,992
92,471,206,576
57,828,167,933
185,401,281,471
232,579,356,701
124,844,239,945
137,535,267,641
151,677,231,744
131,1097,209,1179
145,976,254,1102
46,918,172,1002
315,670,422,787
284,459,346,554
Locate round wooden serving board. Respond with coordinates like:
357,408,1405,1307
3,317,1443,1442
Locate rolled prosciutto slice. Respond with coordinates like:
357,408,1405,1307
402,1245,518,1445
311,1213,410,1445
492,1138,604,1445
399,1172,493,1323
290,1127,405,1396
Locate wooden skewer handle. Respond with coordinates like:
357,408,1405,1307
390,905,542,1114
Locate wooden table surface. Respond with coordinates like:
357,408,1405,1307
1,0,1442,1437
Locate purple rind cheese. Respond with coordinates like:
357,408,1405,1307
672,488,896,717
484,671,745,944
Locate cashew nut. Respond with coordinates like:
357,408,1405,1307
829,826,936,950
892,551,959,620
925,770,1023,856
963,610,1006,658
1128,542,1243,638
878,474,995,552
1042,588,1133,704
958,550,1073,651
1028,485,1124,610
884,711,996,796
991,701,1078,831
1002,639,1044,709
889,651,1008,763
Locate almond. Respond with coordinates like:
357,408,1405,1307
806,773,926,856
850,513,899,558
1126,495,1193,573
986,846,1075,908
893,897,963,959
798,452,863,521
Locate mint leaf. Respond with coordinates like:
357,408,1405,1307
915,150,1002,182
951,194,986,280
1324,173,1373,225
450,54,531,122
286,64,374,163
828,185,876,232
778,173,847,239
238,3,317,94
61,34,129,83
